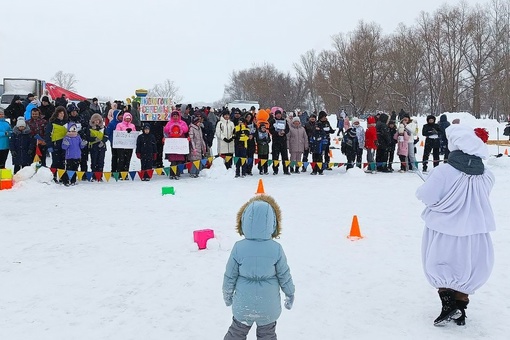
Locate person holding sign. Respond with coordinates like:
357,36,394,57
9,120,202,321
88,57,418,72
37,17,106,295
45,106,69,183
163,110,189,180
269,110,291,175
115,112,137,173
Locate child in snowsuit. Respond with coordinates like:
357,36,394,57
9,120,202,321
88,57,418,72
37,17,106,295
61,123,87,185
9,117,34,173
88,113,108,176
341,126,359,170
136,124,157,181
223,195,295,340
394,121,410,172
416,125,495,326
255,123,271,175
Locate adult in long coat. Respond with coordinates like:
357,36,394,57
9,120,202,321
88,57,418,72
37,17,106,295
286,117,308,173
215,111,235,169
416,124,495,326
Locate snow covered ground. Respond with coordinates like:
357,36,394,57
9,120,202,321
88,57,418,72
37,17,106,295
1,112,509,339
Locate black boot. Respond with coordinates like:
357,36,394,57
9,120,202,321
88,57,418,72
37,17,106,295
434,290,461,326
453,300,469,326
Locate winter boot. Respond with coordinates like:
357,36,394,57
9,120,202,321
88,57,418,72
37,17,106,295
301,166,307,172
434,289,461,326
452,299,469,326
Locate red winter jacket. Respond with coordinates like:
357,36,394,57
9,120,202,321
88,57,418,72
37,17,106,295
365,126,378,150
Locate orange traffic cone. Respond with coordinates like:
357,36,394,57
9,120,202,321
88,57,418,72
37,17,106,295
255,179,265,194
329,150,333,158
347,215,363,240
420,140,424,147
505,149,508,156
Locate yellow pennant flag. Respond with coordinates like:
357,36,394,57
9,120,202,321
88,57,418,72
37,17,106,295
154,168,163,175
273,160,280,167
171,166,178,174
76,171,85,180
225,156,232,162
208,157,213,164
284,160,291,167
193,160,200,169
33,154,40,163
297,161,303,167
104,172,111,182
57,169,66,179
241,158,246,165
261,159,267,166
120,171,128,180
317,162,322,169
51,124,68,142
329,163,334,168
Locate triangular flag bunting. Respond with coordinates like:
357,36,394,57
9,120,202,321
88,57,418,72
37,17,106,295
94,172,102,181
50,167,57,174
57,169,66,179
285,160,291,167
177,164,185,173
163,167,171,176
146,169,154,178
104,172,112,182
310,162,316,169
233,157,239,165
201,159,208,166
303,162,309,169
297,162,303,167
193,161,201,169
170,166,177,176
317,162,322,169
255,159,260,165
329,163,334,168
241,158,246,165
260,159,267,166
225,156,232,162
138,170,145,180
84,172,92,181
66,170,76,179
129,171,136,180
273,160,280,167
155,168,163,175
77,171,85,181
363,162,368,168
120,172,128,180
267,160,273,166
33,154,40,163
35,145,43,157
112,172,120,181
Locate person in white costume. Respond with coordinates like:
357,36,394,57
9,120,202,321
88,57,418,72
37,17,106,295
416,124,495,326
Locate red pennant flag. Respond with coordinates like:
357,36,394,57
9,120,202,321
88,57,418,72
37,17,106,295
36,145,43,157
50,167,57,174
185,162,193,171
94,172,102,181
146,169,154,178
255,159,260,165
137,170,145,180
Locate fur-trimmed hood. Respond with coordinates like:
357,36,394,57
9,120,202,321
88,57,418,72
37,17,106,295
235,195,282,239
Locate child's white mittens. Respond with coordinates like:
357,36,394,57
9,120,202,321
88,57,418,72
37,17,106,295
284,295,294,310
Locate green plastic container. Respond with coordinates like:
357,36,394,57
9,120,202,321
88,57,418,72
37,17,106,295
162,186,175,195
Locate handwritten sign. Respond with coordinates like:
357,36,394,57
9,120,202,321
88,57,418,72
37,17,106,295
163,138,190,154
140,97,172,121
112,131,141,149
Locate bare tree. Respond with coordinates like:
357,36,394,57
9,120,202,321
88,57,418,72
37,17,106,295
294,49,322,112
148,79,183,103
384,24,427,115
51,70,78,91
224,63,306,109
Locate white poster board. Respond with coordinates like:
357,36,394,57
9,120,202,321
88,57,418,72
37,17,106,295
163,138,190,154
112,131,141,149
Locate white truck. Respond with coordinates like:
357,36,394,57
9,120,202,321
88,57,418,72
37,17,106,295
0,78,45,110
227,100,259,112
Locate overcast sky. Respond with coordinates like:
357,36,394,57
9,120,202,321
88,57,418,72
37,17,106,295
0,0,487,104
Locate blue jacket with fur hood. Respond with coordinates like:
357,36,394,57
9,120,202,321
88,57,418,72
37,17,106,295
222,195,295,326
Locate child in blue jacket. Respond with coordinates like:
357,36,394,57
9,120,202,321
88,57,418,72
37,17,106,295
223,195,295,340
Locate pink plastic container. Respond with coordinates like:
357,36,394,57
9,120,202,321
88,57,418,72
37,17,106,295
193,229,215,250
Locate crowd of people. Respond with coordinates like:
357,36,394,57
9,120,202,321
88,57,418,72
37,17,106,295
0,92,464,184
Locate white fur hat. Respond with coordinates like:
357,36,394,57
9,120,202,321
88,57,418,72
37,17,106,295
16,117,26,128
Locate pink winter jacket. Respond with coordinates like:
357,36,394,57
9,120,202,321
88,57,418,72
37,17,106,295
115,113,136,131
394,124,410,156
